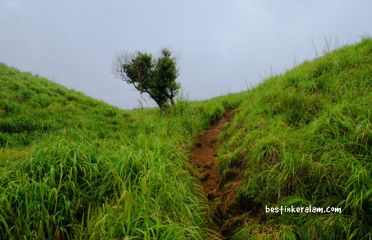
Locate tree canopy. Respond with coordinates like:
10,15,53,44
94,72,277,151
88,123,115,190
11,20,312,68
113,49,180,109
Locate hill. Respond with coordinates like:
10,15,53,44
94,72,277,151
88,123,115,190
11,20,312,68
217,38,371,239
0,38,371,240
0,63,240,239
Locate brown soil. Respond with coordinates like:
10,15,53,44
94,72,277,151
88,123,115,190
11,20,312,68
191,110,247,239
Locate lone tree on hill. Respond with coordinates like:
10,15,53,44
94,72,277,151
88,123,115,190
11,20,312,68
112,48,180,109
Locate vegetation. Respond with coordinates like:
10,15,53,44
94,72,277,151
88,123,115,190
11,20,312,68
217,38,372,239
0,62,242,239
0,38,371,239
113,48,180,109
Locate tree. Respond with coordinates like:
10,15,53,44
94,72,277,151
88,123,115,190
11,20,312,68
112,48,180,109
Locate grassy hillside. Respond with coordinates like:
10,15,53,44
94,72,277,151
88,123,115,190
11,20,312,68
218,39,371,239
0,63,241,239
1,39,371,240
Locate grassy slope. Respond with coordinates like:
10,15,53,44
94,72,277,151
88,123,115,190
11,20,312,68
0,63,241,239
218,39,372,239
1,39,370,240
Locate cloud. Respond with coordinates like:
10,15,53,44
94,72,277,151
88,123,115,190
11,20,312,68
3,0,23,8
0,0,371,109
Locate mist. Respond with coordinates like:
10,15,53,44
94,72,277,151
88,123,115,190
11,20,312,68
1,0,371,108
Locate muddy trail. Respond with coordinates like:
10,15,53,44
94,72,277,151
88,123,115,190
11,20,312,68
191,110,248,239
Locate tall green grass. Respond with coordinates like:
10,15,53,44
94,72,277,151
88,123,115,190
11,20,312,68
218,39,372,239
1,39,370,239
0,63,242,239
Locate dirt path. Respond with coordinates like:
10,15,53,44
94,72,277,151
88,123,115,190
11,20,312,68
191,110,246,239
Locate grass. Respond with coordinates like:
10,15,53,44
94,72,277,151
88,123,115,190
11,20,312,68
0,63,241,239
217,38,372,239
1,38,371,239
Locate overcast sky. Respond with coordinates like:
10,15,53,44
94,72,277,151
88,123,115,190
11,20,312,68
1,0,371,109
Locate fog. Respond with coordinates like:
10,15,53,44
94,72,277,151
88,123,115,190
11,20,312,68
1,0,371,108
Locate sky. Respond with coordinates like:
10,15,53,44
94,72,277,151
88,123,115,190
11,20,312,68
0,0,371,109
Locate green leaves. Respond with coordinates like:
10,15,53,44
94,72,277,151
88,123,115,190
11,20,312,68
113,48,180,109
